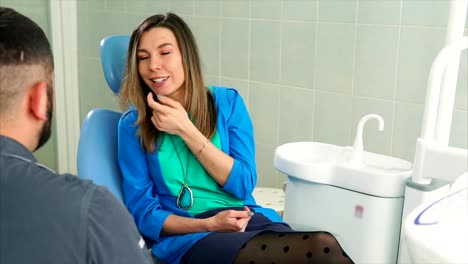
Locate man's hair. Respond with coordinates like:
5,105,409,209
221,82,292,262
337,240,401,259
0,7,54,116
119,12,216,153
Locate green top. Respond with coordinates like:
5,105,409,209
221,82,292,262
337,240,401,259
158,131,244,215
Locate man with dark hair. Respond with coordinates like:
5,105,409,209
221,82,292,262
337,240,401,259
0,7,153,263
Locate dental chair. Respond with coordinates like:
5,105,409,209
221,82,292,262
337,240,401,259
77,34,164,263
77,35,129,202
77,34,285,263
77,34,286,214
79,33,171,263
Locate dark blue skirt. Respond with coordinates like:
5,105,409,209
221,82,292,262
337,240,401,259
181,207,292,264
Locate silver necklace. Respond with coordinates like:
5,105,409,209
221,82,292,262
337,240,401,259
169,135,193,210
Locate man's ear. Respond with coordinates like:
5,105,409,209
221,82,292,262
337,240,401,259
28,81,48,121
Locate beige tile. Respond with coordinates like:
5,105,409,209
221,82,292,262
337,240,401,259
220,18,249,78
354,25,399,100
313,91,352,146
396,27,446,104
402,0,449,27
282,0,318,22
449,110,467,149
358,0,401,25
256,143,280,188
318,0,357,23
251,0,281,19
315,23,354,94
168,0,195,16
222,0,250,18
392,102,424,162
192,17,221,76
279,86,314,144
250,82,280,146
281,22,315,88
194,0,221,16
250,20,281,83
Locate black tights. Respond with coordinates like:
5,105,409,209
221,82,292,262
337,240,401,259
234,231,354,264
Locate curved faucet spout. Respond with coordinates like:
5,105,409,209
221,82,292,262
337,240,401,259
350,114,385,166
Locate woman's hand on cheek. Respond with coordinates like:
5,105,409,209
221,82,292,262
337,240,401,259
147,92,190,135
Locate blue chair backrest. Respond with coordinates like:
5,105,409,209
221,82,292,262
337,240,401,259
100,35,130,94
77,35,130,202
77,108,124,200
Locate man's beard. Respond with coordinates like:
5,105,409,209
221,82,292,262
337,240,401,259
34,85,54,151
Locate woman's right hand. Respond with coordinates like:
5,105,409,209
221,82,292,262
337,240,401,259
205,206,253,232
147,92,193,136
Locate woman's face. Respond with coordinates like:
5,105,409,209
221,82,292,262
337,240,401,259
137,27,185,103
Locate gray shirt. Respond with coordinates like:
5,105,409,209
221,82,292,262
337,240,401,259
0,136,154,264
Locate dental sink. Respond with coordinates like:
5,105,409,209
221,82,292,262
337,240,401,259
275,114,413,263
274,141,347,164
273,141,345,184
274,141,412,197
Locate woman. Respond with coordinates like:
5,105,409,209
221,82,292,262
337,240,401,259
118,12,353,264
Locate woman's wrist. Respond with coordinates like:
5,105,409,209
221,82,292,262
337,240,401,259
178,121,197,140
196,139,209,158
179,122,210,157
201,217,214,232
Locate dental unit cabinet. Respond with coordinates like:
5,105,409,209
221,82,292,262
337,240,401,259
404,172,468,264
274,114,413,263
398,0,468,261
274,1,467,262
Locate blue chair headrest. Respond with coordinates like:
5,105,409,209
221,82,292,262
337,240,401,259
100,35,130,94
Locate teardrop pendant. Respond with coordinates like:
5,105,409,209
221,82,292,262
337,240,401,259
177,185,193,210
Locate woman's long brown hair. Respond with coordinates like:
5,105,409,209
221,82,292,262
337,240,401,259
119,13,216,153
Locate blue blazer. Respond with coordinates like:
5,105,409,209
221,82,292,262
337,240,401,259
118,86,283,263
